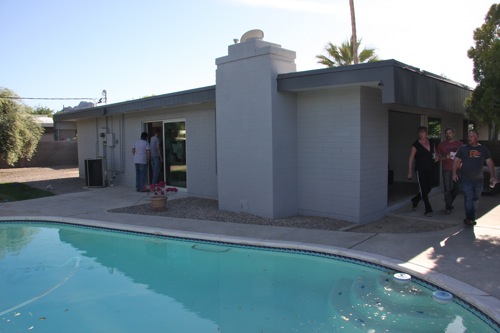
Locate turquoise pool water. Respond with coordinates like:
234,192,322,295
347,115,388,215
0,221,498,332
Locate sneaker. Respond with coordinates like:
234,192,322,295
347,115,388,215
463,219,476,226
445,209,451,215
424,212,433,217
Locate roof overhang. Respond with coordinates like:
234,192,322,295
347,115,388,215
277,59,472,114
54,85,216,122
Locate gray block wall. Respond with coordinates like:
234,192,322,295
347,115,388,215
296,87,362,221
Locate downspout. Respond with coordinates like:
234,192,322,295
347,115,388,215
121,113,126,173
95,118,99,157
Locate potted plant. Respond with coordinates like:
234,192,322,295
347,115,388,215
147,181,178,211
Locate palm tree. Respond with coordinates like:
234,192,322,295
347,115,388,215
316,38,379,67
349,0,358,64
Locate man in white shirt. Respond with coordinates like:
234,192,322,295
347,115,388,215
132,132,150,192
150,128,163,185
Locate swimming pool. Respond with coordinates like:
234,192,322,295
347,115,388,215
1,221,498,332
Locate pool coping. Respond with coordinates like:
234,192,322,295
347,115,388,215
2,215,499,326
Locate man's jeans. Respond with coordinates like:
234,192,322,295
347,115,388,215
135,163,148,191
461,178,483,220
442,170,459,210
151,156,161,185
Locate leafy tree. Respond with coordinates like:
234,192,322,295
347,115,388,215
31,106,54,117
316,38,379,67
0,88,44,165
465,3,500,140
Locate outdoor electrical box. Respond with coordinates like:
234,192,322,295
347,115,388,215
85,158,106,187
106,133,115,147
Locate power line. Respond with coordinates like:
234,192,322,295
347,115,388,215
1,96,96,101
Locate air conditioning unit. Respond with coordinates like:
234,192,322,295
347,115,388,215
85,158,106,187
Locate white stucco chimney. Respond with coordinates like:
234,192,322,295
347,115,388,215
215,30,298,219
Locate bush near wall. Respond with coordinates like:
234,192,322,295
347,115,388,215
0,140,78,168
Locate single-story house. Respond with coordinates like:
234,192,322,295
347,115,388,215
54,30,472,224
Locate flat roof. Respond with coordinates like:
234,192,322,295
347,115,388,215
55,60,472,122
54,85,216,122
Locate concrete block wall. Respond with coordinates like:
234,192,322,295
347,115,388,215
184,109,217,199
76,105,218,199
216,37,297,218
359,86,388,223
0,140,78,168
296,87,363,222
77,118,102,179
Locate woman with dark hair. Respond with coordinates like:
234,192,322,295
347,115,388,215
407,126,437,217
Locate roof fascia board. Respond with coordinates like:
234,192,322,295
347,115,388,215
277,60,397,103
277,60,471,112
54,85,216,122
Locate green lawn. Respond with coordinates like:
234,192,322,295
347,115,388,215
0,183,54,202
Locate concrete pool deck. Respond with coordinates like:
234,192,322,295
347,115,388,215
0,185,499,323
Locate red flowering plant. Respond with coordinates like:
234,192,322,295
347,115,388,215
147,181,178,198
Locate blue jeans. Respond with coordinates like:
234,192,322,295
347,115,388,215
135,163,148,191
461,178,483,221
442,170,459,210
151,156,161,185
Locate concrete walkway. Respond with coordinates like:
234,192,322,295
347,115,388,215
1,185,499,323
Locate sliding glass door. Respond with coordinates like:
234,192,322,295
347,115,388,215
164,121,186,188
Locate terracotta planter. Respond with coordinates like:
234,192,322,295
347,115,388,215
150,196,167,211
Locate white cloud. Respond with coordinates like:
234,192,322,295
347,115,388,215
227,0,340,14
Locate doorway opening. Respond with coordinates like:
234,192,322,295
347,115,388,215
145,120,187,189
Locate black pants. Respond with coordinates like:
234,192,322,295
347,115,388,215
411,169,433,214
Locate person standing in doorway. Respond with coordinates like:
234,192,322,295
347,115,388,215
150,128,162,185
132,132,150,192
452,129,497,226
408,126,437,217
436,128,463,214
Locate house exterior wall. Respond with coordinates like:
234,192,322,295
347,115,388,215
295,86,387,224
77,118,102,178
76,105,217,199
296,87,363,222
359,86,388,223
184,108,218,198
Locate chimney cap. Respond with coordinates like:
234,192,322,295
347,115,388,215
240,29,264,43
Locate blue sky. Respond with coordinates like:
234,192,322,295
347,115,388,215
0,0,493,111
